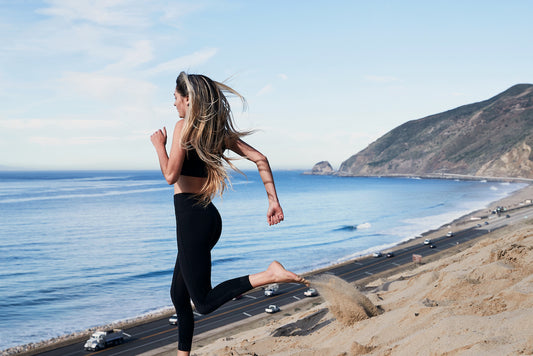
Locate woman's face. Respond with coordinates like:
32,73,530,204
174,89,189,118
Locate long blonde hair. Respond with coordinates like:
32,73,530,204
176,72,249,205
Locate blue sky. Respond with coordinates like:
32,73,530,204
1,0,532,170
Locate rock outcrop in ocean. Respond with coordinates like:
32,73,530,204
307,161,334,175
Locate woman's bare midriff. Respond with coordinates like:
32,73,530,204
174,175,207,194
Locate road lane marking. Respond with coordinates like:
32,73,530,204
243,312,252,317
365,271,373,275
193,312,202,317
293,296,301,300
244,295,257,299
391,262,401,266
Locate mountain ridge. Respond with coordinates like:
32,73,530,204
336,84,533,179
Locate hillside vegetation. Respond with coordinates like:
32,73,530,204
338,84,533,179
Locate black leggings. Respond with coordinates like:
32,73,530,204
171,193,253,352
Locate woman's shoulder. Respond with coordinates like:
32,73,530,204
172,119,186,138
175,119,185,129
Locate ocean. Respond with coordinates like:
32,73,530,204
0,170,524,350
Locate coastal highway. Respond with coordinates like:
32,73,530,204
37,205,532,356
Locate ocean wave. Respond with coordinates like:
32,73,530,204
0,187,171,204
212,256,244,265
3,268,174,309
425,202,445,209
0,271,34,279
333,222,371,231
119,269,174,283
3,286,86,308
230,180,254,186
335,241,405,264
267,233,385,251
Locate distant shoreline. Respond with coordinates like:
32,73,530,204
5,180,533,356
304,171,533,184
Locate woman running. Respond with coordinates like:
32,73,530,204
150,72,309,355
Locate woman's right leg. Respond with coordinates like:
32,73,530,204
249,260,309,288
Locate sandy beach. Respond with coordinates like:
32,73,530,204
145,184,533,356
5,184,533,356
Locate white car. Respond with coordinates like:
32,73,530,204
265,304,280,314
168,314,178,325
424,239,431,245
264,284,279,297
446,231,454,237
372,251,383,258
304,288,318,297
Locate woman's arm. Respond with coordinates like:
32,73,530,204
228,138,284,226
151,120,187,185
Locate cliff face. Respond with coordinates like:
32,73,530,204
338,84,533,179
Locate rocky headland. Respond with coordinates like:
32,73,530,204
311,84,533,179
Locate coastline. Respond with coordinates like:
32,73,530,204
5,182,533,356
305,171,533,184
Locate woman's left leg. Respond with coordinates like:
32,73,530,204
170,254,195,352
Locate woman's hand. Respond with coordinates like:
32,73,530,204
151,127,167,148
267,201,284,226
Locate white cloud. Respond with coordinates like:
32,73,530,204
257,84,274,97
0,119,120,130
37,0,152,27
278,73,288,80
29,136,119,146
103,40,154,73
160,3,206,26
145,48,218,76
59,71,157,103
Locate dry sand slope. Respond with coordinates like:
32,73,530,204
192,220,533,356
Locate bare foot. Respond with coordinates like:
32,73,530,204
267,261,310,286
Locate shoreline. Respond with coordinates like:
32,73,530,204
302,171,533,183
5,182,533,356
304,171,533,184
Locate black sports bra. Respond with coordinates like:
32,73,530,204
181,149,208,178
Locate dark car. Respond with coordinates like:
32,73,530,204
429,244,436,249
386,252,394,258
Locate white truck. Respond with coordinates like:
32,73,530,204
84,329,129,351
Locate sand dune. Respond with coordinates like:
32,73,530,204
189,219,533,355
